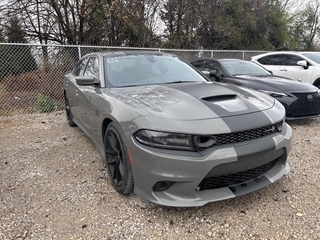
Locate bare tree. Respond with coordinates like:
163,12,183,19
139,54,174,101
289,0,320,50
2,0,163,47
160,0,200,48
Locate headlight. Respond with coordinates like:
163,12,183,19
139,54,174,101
134,130,195,151
259,90,288,98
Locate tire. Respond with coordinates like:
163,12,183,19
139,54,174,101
64,94,76,127
313,78,320,89
104,123,134,194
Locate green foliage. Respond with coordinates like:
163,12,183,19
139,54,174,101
0,18,38,82
161,0,293,50
288,3,320,51
1,0,320,51
266,1,290,50
35,94,63,113
0,45,5,82
0,32,4,43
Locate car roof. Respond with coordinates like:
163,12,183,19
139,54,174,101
82,50,173,58
192,58,249,62
251,51,317,59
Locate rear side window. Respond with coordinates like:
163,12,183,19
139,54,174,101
258,55,283,65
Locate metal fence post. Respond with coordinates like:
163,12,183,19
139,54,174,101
78,45,82,59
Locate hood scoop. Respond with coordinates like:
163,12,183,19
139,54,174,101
202,94,237,102
202,94,249,113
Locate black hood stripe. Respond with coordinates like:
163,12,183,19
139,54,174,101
166,83,270,122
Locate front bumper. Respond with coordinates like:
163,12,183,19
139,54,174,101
128,123,292,207
278,91,320,120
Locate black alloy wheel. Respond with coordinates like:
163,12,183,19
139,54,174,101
104,123,134,194
64,94,76,127
314,78,320,89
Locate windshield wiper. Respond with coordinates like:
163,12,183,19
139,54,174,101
164,81,200,84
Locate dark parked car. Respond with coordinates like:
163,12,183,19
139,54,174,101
64,51,292,207
191,58,320,120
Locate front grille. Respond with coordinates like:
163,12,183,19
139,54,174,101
195,121,282,151
286,92,320,118
197,159,278,191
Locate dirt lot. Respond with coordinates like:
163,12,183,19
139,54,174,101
1,111,320,240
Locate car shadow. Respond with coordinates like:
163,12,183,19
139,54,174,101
286,117,318,126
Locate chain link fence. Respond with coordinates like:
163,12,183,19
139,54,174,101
0,43,267,116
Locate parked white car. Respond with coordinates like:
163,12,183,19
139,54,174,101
251,51,320,88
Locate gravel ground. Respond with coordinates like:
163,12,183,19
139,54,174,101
1,111,320,240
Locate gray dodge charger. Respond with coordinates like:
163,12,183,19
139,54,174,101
63,51,292,207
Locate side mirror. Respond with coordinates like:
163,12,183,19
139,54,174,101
201,70,220,81
76,75,99,86
201,70,210,77
297,60,308,69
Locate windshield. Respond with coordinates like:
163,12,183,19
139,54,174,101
302,52,320,64
104,54,206,87
221,60,271,76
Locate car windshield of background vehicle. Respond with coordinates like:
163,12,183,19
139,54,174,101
221,60,271,76
104,55,206,87
302,53,320,64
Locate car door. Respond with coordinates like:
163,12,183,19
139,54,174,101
65,57,88,123
76,56,102,138
279,54,315,83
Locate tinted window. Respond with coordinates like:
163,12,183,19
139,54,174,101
282,54,303,66
258,55,283,65
206,61,224,75
191,60,223,74
84,57,99,78
191,60,204,68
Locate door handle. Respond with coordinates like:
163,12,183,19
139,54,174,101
279,68,287,72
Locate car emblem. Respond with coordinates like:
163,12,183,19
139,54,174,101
307,94,314,102
265,125,276,133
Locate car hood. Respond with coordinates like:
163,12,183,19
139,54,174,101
106,82,275,120
233,74,315,92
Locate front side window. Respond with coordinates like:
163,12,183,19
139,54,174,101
84,57,99,78
74,58,88,76
207,61,224,76
283,54,303,66
191,60,205,69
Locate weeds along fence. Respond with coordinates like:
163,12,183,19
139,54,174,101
0,43,267,116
